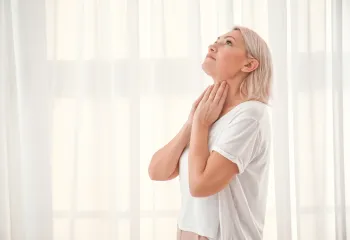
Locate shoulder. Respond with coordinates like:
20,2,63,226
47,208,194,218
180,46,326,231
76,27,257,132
228,100,270,125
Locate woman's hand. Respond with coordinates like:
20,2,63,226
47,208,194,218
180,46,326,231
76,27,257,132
186,85,211,127
193,81,229,128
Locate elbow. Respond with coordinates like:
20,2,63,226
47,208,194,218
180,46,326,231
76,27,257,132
148,165,159,181
149,170,162,181
189,181,207,198
148,156,161,180
148,164,169,181
190,178,219,197
148,153,167,181
190,188,202,198
148,160,156,180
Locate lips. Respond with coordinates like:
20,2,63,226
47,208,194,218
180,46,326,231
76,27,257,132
206,54,216,60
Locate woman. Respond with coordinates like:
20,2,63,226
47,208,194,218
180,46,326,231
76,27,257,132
148,26,273,240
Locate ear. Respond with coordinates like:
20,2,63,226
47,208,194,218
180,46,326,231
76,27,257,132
241,59,259,73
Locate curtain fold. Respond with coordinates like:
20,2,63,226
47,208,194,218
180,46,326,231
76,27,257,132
1,0,349,239
1,0,54,239
267,0,292,239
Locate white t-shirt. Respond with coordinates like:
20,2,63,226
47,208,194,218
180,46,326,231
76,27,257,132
177,100,271,240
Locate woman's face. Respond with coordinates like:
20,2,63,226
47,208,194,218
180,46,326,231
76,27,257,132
202,30,249,81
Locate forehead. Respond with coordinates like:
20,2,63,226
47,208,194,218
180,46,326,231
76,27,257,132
220,30,245,45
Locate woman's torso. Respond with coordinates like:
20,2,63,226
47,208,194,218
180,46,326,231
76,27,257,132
177,101,271,240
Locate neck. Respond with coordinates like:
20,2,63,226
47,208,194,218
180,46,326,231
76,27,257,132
213,75,246,113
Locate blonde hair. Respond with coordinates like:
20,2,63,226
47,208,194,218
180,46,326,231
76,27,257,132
233,26,273,104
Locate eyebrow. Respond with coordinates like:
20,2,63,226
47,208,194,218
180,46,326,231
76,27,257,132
217,36,236,42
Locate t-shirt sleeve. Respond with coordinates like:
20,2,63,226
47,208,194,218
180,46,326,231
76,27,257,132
211,117,260,174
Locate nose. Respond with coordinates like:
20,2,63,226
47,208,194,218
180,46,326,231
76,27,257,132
208,43,217,53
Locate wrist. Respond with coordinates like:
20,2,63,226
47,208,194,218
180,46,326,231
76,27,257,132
182,122,192,141
185,120,193,130
192,119,210,130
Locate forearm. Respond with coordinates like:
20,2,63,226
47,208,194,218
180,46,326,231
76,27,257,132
148,123,191,180
188,123,210,189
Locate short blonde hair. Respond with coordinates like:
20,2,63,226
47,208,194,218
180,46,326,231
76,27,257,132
234,26,273,104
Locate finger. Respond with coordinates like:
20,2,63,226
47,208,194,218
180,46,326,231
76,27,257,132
213,81,227,104
218,84,229,107
191,86,209,111
202,84,214,102
208,83,221,102
194,85,210,106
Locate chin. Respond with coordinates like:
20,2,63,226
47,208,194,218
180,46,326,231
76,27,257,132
202,64,215,78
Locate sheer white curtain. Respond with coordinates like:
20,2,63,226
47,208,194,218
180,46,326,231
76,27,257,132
1,0,349,239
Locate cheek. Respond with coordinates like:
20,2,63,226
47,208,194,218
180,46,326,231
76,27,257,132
216,51,244,74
